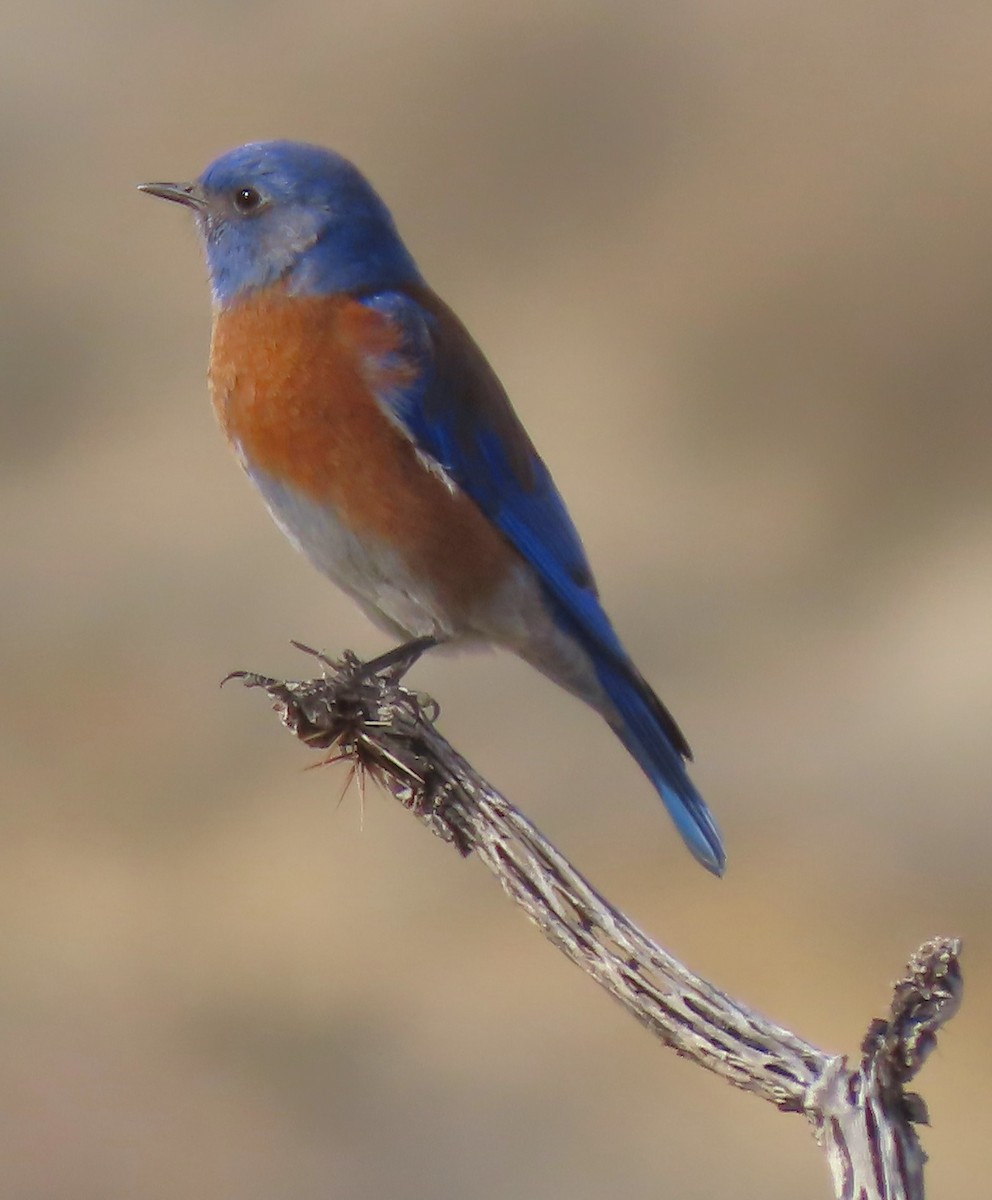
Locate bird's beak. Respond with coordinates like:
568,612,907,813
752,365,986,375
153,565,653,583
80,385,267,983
137,181,207,211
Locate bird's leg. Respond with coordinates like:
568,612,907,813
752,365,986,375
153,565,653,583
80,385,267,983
355,636,439,682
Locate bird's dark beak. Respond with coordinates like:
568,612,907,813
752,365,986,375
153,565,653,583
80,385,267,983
137,181,207,211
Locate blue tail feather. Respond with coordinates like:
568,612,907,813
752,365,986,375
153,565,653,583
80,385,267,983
494,507,725,873
589,649,726,876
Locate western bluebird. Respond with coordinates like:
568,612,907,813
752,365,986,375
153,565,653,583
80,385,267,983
140,141,725,875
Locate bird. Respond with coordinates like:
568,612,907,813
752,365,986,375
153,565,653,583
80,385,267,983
139,140,725,875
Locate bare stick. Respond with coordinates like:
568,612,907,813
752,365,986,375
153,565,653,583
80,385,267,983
225,647,962,1200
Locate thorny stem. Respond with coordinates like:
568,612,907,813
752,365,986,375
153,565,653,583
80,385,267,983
226,647,962,1200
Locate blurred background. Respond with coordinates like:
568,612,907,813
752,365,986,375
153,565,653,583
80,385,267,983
2,1,989,1196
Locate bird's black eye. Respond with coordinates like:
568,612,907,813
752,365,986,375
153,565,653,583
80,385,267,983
232,186,263,214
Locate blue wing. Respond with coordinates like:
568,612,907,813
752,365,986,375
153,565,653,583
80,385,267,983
359,286,724,874
361,287,597,594
359,285,689,751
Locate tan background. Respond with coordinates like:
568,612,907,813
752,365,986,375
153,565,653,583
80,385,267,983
2,2,989,1196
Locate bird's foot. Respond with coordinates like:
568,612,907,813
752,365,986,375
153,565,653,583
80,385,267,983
351,636,439,683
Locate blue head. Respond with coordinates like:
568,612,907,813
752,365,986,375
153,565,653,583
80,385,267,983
140,140,422,306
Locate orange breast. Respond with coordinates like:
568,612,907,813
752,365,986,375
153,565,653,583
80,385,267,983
208,287,519,618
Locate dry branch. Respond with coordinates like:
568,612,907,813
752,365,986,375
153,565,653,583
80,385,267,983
226,646,962,1200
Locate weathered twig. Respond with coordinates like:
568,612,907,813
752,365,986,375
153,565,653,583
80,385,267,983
226,646,962,1200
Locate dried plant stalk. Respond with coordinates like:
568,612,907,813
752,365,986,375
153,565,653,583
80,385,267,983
227,647,962,1200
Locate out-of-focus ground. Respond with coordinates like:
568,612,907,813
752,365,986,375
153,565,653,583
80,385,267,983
2,3,989,1196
